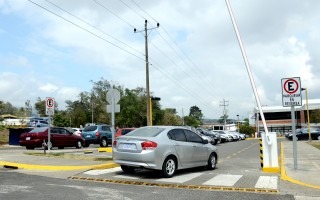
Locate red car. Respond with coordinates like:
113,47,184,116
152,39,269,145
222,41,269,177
115,128,135,138
19,127,85,150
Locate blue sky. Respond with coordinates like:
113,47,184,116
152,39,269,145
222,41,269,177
1,0,320,119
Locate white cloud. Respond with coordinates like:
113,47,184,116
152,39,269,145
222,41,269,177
1,0,320,119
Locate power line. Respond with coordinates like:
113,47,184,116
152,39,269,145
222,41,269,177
119,0,146,20
43,0,144,57
27,0,144,61
92,0,136,29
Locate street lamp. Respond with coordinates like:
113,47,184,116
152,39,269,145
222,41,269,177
150,96,161,126
301,88,311,141
237,114,239,132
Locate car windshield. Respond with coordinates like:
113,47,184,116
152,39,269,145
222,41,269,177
126,127,165,137
83,126,97,131
29,127,48,133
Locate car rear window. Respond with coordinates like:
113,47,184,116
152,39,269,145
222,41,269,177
122,129,134,135
126,127,164,137
83,126,97,131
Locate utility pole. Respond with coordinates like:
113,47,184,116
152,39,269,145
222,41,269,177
220,99,229,130
134,20,159,126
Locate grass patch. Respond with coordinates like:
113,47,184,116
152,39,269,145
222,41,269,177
24,151,113,162
309,141,320,150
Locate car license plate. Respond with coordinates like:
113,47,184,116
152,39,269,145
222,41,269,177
120,143,136,150
26,137,30,141
86,135,91,138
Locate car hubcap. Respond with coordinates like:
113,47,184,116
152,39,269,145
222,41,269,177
77,141,81,147
166,159,175,175
211,156,216,168
103,140,107,146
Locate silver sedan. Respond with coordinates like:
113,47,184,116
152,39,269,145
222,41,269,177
113,126,218,178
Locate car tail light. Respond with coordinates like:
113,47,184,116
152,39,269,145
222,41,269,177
95,131,100,137
141,141,157,150
113,140,117,147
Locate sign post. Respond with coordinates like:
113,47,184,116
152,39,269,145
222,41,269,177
45,97,55,153
281,77,302,169
107,88,120,157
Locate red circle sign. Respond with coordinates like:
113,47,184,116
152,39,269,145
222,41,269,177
283,79,299,94
46,98,54,108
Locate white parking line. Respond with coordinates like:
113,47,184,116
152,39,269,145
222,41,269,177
156,172,203,183
255,176,278,189
114,175,139,179
203,174,242,186
84,167,121,175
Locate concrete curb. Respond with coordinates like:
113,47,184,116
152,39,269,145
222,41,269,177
0,160,119,171
280,142,320,190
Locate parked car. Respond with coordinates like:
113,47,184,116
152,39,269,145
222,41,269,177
216,131,233,142
287,128,320,140
29,119,49,127
72,128,82,137
81,124,112,147
201,131,220,145
113,126,218,178
115,128,135,138
19,127,85,150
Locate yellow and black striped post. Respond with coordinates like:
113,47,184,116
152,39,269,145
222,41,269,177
260,139,263,168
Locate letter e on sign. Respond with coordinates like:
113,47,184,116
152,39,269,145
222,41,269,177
281,77,302,107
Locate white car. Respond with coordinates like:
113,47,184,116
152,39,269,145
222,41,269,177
72,128,82,137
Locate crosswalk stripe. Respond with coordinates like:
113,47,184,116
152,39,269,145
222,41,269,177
203,174,242,186
156,172,203,183
114,175,139,179
255,176,278,189
84,167,121,175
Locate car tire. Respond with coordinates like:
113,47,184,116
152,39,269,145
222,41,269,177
26,146,34,150
162,156,177,178
207,153,217,170
100,138,107,147
75,140,82,149
120,165,135,173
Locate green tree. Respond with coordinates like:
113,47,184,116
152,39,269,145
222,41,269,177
189,105,203,122
160,108,181,125
184,116,201,127
310,109,320,123
53,111,70,127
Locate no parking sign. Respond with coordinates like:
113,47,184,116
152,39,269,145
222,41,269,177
281,77,302,107
45,97,55,115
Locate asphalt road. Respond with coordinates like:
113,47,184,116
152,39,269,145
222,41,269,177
0,169,294,200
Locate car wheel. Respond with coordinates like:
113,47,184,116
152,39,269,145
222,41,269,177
75,140,82,149
26,146,34,150
207,153,217,170
162,156,177,178
100,138,107,147
120,165,135,173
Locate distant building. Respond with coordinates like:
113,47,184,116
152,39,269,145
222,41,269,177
249,99,320,134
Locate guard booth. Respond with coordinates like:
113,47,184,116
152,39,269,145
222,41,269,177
8,127,33,145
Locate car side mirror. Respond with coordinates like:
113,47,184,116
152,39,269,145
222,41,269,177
203,139,209,144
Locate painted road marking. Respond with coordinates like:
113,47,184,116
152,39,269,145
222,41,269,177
84,167,121,175
255,176,278,189
114,175,139,179
203,174,242,186
156,172,203,183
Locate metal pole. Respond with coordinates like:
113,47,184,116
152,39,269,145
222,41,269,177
225,0,271,145
145,20,150,126
291,105,298,169
150,97,153,126
111,93,115,158
48,115,51,153
305,88,311,141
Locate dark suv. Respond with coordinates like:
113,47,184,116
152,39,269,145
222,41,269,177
82,124,112,147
